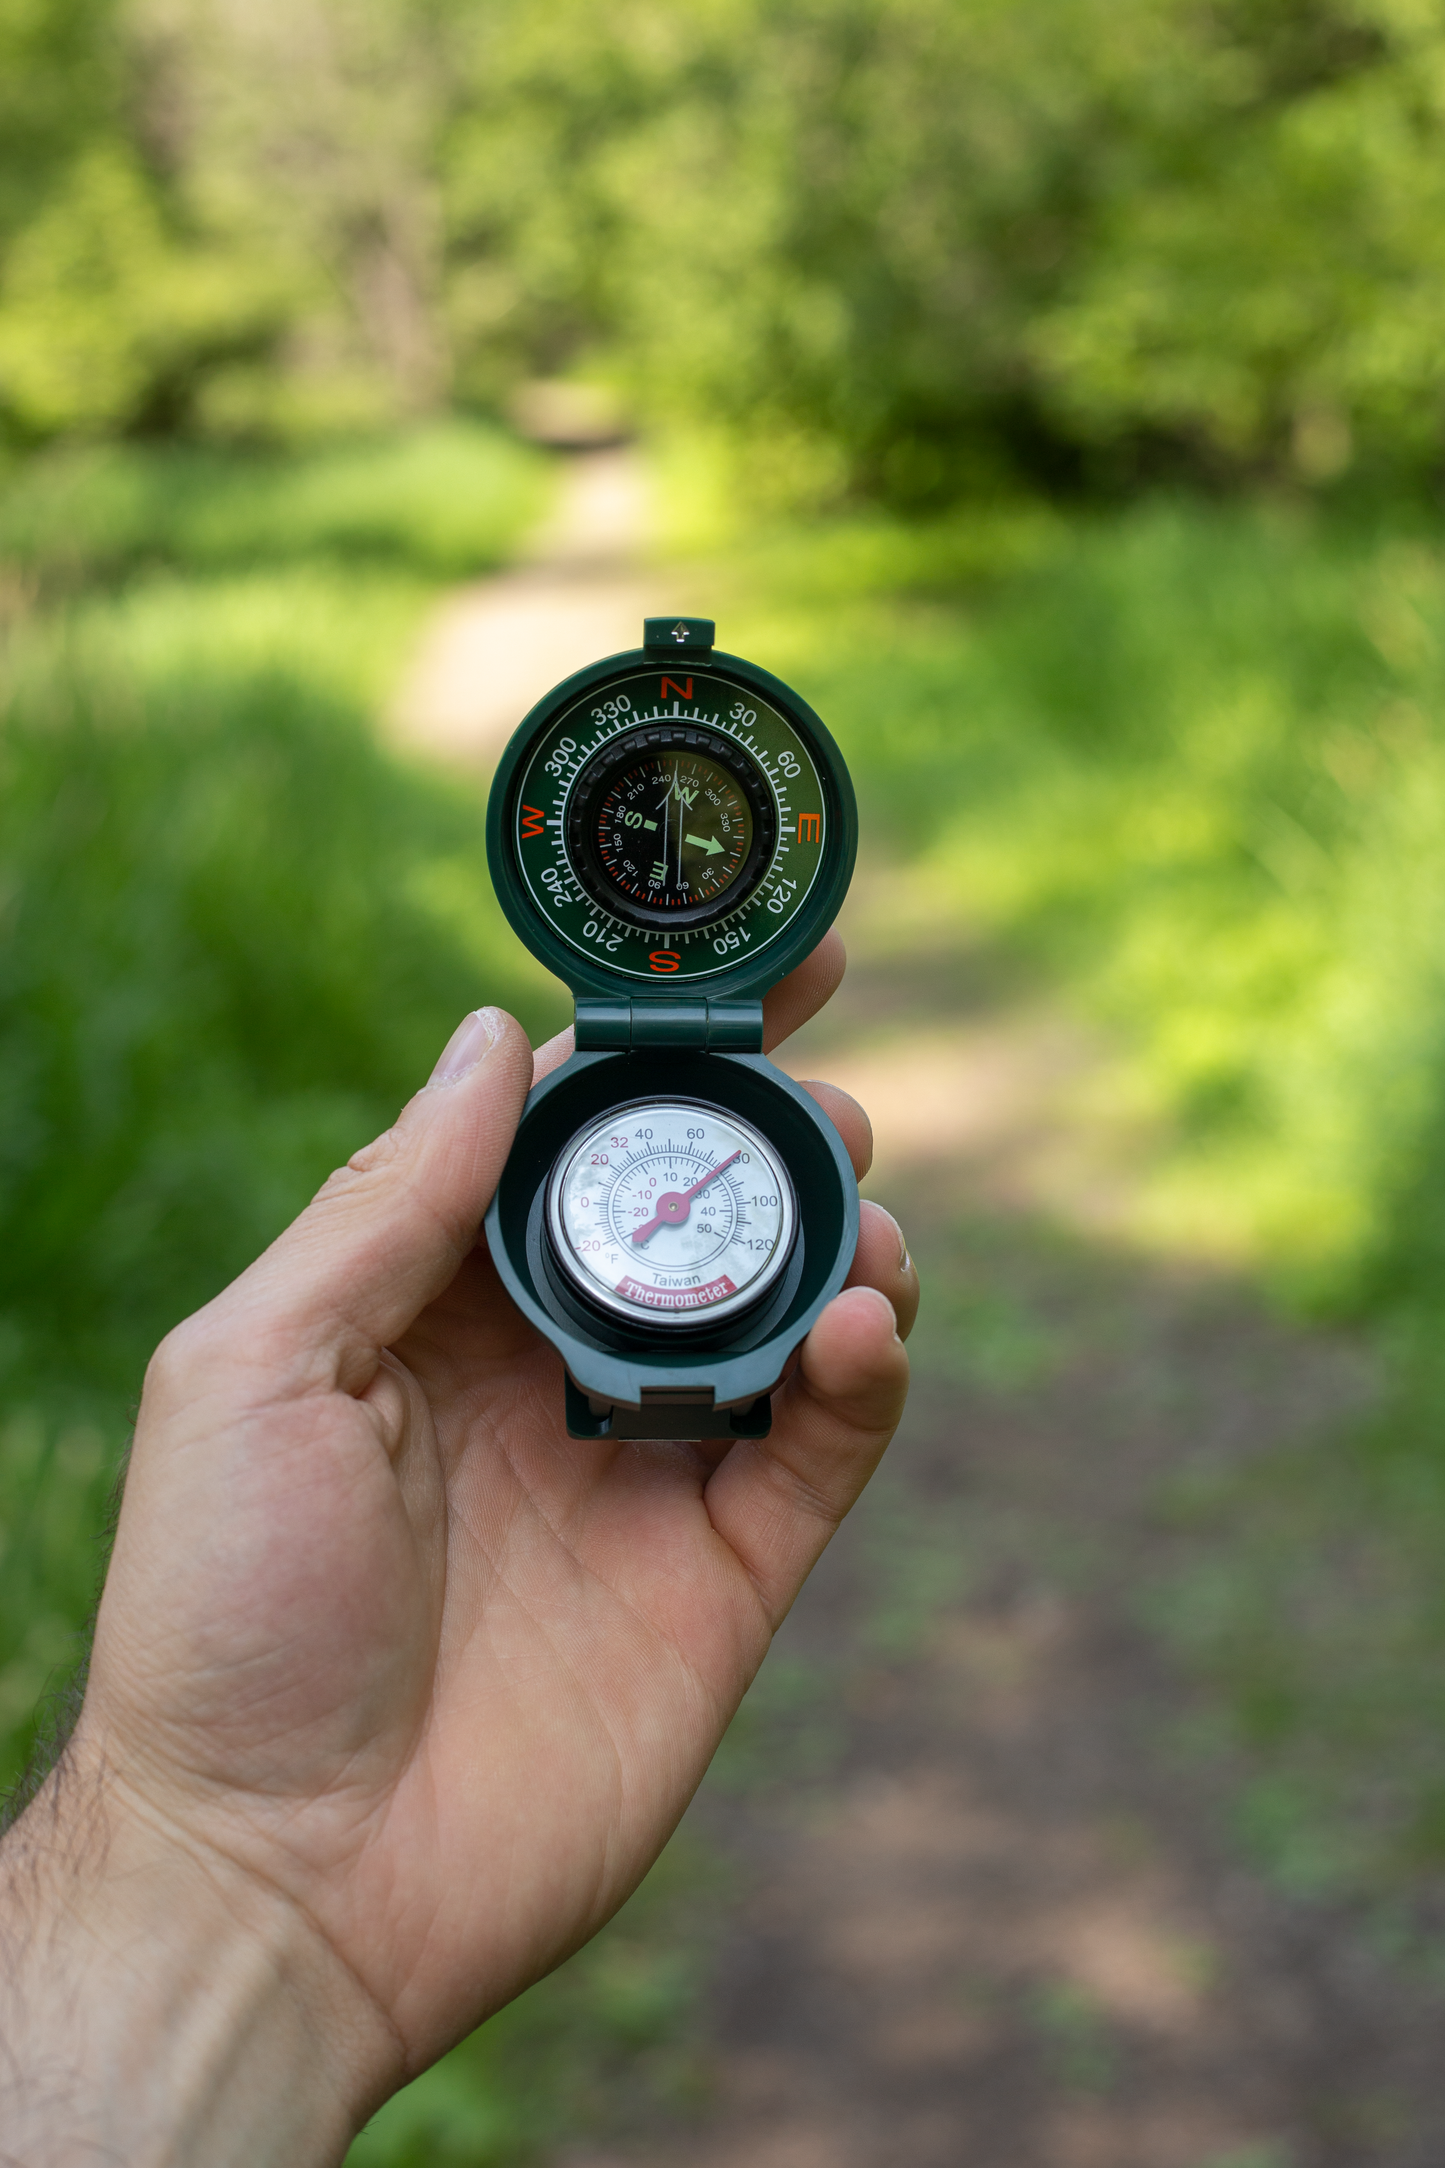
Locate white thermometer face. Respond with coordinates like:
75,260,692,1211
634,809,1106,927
546,1100,797,1328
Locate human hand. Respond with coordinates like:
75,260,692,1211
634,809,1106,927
0,931,915,2165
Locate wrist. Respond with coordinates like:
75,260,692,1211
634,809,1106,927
0,1744,403,2167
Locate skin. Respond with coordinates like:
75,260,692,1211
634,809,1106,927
0,932,916,2166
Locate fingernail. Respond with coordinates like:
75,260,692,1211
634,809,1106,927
428,1007,501,1085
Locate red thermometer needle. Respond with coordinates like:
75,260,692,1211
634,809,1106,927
629,1149,743,1245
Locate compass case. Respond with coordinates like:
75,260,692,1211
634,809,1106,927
482,617,859,1440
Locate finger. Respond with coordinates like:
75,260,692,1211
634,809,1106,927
532,1022,573,1085
213,1007,534,1384
848,1201,919,1341
762,930,846,1052
704,1285,908,1625
798,1079,872,1180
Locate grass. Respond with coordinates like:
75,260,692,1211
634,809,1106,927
0,421,551,592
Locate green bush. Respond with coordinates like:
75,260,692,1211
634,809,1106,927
15,0,1445,497
0,422,550,591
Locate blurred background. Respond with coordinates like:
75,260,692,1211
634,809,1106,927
9,0,1445,2160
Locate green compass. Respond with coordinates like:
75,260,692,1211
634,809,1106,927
484,616,858,1441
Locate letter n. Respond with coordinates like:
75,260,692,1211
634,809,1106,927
660,678,693,702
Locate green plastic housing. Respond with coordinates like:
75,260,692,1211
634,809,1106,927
482,623,860,1439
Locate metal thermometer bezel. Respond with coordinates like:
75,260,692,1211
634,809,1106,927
545,1097,799,1330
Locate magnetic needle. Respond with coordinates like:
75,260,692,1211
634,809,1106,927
484,616,858,1442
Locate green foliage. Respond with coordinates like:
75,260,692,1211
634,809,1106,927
0,1411,115,1794
0,0,120,236
0,144,287,440
437,0,1445,497
0,581,540,1399
11,0,1445,492
0,421,549,588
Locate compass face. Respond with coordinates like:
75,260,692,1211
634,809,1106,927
568,724,775,929
546,1099,797,1327
510,666,829,982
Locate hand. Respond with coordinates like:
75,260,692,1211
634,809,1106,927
0,931,916,2165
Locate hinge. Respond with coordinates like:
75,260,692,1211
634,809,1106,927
574,996,763,1051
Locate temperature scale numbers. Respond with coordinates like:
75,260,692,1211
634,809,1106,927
546,1101,797,1328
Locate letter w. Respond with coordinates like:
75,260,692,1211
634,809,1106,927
520,805,545,838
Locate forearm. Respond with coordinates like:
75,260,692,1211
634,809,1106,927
0,1749,398,2168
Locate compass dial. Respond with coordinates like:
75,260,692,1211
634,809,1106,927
567,725,775,929
509,667,831,983
546,1100,797,1328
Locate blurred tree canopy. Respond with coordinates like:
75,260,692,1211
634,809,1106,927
6,0,1445,500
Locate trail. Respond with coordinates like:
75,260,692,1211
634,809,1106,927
390,448,659,765
392,457,1445,2168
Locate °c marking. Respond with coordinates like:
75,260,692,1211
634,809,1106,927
520,804,546,838
648,950,681,973
660,677,693,701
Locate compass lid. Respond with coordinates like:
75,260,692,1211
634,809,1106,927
485,623,857,1047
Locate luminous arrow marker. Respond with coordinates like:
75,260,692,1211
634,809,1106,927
685,832,724,855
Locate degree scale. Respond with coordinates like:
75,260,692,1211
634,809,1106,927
484,615,858,1440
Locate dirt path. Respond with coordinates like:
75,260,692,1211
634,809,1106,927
390,448,664,765
393,466,1445,2168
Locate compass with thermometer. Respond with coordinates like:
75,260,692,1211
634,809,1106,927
484,616,858,1441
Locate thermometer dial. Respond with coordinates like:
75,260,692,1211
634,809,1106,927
546,1100,797,1328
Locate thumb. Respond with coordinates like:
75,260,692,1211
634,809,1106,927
222,1005,534,1384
